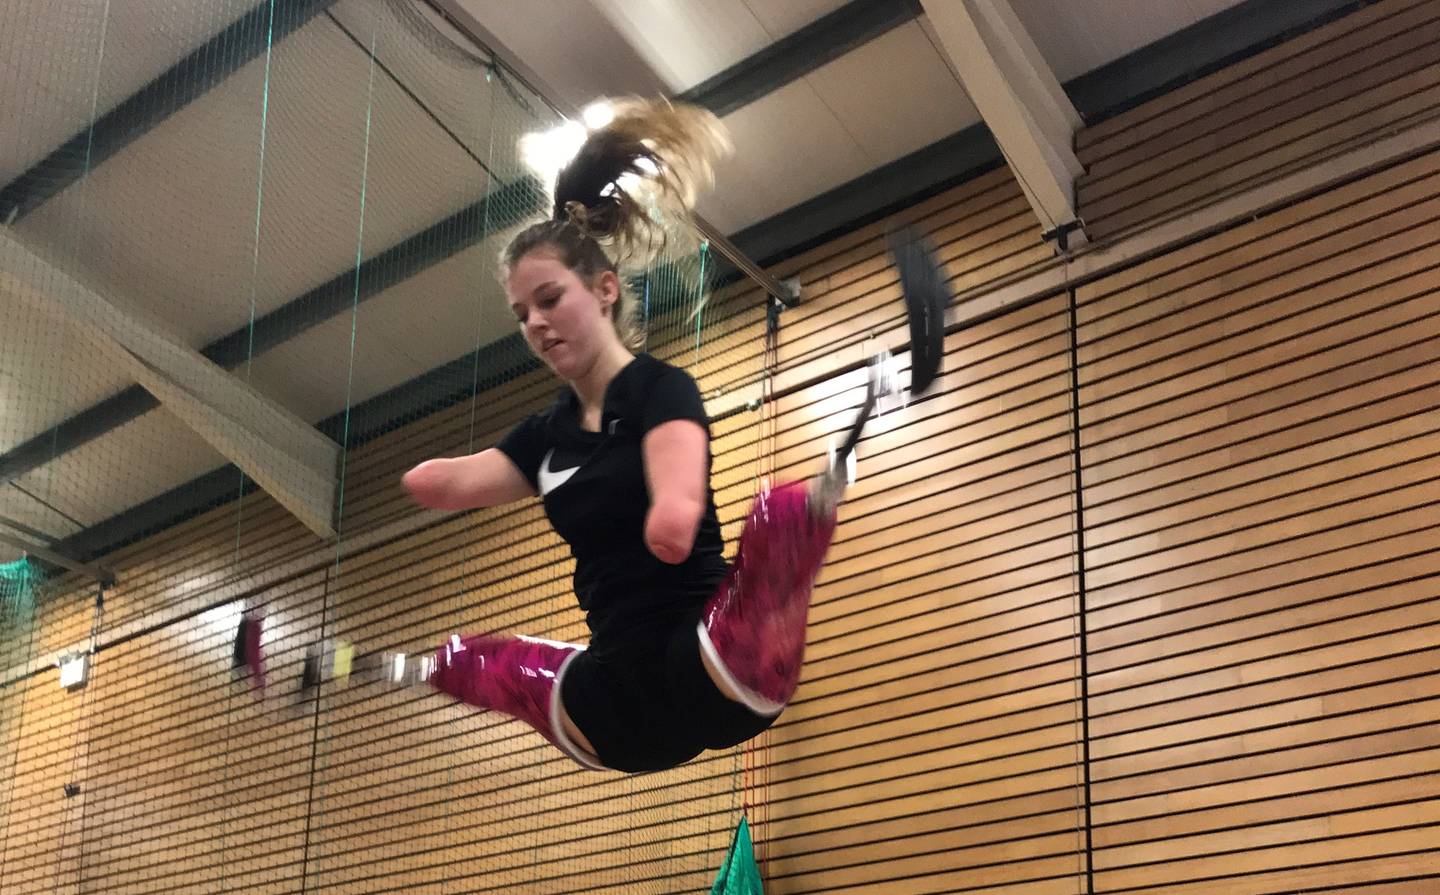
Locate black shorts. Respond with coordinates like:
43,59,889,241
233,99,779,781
559,608,775,773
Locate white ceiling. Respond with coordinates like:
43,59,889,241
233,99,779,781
1013,0,1249,81
1,0,1275,566
0,0,259,185
461,0,1252,233
588,0,852,91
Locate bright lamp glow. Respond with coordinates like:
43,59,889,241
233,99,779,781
581,100,614,130
198,602,241,635
519,120,587,182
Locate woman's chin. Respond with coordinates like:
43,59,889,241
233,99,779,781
542,348,579,378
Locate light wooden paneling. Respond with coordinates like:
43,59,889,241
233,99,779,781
1076,0,1440,241
1075,119,1440,893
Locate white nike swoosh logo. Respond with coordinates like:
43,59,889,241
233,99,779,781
537,449,580,496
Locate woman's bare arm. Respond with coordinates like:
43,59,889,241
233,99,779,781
641,420,708,564
402,448,534,511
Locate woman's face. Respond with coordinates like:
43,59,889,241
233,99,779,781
506,248,620,379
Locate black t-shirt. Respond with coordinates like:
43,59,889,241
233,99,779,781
497,354,728,654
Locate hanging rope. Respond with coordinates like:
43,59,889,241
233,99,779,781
740,288,783,876
50,584,103,894
693,241,710,367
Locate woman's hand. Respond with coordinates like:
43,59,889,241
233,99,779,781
641,420,708,564
402,448,534,511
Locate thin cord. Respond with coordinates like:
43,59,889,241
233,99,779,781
324,9,500,179
49,587,102,894
330,19,380,576
754,297,783,876
464,72,501,458
41,1,114,887
300,23,380,893
0,567,43,893
693,242,710,366
1060,235,1096,895
234,0,277,578
765,301,781,876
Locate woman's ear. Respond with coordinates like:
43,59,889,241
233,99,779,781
593,269,622,317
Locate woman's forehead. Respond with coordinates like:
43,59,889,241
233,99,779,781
509,253,572,289
510,262,593,315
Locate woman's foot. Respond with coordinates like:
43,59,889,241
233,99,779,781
808,460,847,521
426,633,605,769
809,345,895,521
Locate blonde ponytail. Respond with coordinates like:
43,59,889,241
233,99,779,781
503,99,730,349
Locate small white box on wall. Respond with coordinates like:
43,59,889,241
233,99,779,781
57,652,89,689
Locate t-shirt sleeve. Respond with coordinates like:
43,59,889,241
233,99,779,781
495,414,547,491
640,365,710,436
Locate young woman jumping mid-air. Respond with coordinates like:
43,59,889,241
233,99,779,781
397,99,876,773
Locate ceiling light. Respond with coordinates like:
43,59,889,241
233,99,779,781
519,120,587,182
582,100,614,130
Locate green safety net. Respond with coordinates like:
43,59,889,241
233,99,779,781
710,815,765,895
0,0,750,889
1,558,42,831
0,557,41,654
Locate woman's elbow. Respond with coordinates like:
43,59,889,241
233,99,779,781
645,500,702,564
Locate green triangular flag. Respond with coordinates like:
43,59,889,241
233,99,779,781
710,815,764,895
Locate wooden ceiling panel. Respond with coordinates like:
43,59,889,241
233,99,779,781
589,0,852,92
709,80,872,232
7,410,223,533
240,235,515,425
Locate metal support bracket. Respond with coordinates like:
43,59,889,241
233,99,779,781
1042,218,1087,254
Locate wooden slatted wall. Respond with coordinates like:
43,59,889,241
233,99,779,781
1076,0,1440,241
6,4,1440,891
1075,144,1440,894
1070,1,1440,889
712,169,1085,893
